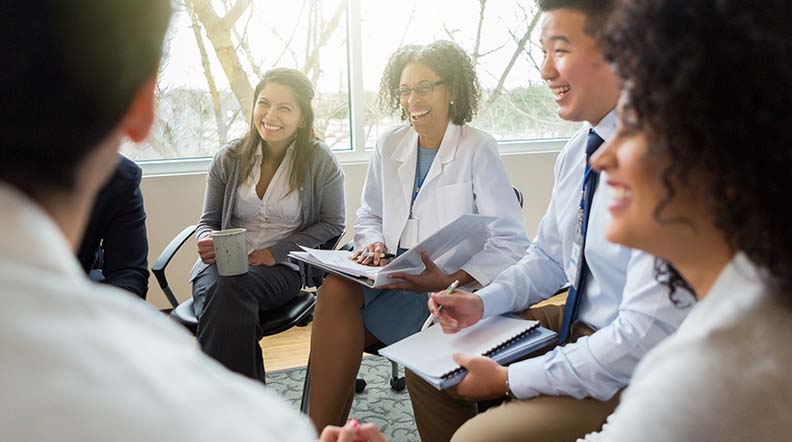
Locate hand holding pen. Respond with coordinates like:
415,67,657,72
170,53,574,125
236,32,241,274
421,279,459,330
425,283,485,333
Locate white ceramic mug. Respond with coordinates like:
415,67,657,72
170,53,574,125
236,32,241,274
212,228,248,276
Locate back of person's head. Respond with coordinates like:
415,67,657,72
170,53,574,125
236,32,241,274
538,0,615,37
603,0,792,294
379,40,480,125
0,1,172,201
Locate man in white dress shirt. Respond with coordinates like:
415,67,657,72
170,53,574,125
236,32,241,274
0,2,384,442
406,1,693,441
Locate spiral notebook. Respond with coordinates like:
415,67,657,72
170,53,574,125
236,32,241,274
379,315,558,390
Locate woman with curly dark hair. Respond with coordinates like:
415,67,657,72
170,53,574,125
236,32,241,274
580,0,792,440
307,40,529,430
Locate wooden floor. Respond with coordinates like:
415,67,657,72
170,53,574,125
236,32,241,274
260,293,567,372
260,323,313,371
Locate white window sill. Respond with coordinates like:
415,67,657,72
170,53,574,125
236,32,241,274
138,138,567,177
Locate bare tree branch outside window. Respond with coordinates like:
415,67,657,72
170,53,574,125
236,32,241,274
122,0,577,161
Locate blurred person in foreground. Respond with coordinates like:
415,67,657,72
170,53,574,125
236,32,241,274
580,0,792,440
0,2,382,441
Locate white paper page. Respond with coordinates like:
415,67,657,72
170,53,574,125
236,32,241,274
388,214,495,273
299,247,380,279
379,315,538,378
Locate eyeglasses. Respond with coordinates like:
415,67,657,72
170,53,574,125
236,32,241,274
398,80,444,98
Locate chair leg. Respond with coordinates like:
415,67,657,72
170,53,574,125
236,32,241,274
300,359,311,414
389,360,406,391
355,377,367,393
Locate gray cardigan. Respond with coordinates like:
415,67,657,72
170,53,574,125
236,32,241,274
190,138,345,280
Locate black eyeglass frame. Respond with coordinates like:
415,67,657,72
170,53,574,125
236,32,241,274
398,80,445,98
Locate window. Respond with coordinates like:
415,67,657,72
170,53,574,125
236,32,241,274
122,0,350,161
125,0,575,164
358,0,578,147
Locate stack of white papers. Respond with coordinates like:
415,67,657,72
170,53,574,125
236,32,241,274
379,315,558,389
288,214,497,288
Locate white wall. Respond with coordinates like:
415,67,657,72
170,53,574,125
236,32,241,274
140,150,559,309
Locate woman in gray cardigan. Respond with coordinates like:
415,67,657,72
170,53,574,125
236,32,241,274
191,68,345,382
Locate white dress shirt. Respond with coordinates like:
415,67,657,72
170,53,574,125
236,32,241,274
580,253,792,441
0,184,316,442
476,110,694,400
232,143,302,253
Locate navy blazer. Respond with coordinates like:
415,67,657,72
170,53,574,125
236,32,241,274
78,155,149,299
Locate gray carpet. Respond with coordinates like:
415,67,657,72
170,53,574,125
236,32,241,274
266,357,419,441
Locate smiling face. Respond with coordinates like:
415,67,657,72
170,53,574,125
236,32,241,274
591,97,708,260
540,9,620,125
252,81,303,151
399,62,451,140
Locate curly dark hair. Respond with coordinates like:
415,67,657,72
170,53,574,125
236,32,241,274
379,40,480,125
602,0,792,297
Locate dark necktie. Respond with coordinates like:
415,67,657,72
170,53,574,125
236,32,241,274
558,129,605,344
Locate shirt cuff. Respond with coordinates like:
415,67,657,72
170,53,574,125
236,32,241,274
507,355,554,399
476,282,512,319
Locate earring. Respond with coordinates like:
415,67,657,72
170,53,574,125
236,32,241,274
450,100,454,105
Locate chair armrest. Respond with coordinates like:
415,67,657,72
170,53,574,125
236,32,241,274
151,225,197,308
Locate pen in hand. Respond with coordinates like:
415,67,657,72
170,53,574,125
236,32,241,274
436,279,460,314
361,251,396,259
422,279,459,330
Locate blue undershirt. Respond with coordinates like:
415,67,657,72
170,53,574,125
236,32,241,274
413,146,439,202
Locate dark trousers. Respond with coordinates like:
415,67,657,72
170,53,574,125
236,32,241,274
192,263,301,382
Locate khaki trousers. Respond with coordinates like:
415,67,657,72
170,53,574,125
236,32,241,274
406,304,620,442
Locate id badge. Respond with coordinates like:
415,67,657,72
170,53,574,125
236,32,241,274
400,218,419,249
569,227,584,284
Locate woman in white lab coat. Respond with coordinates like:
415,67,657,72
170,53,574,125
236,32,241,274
307,40,530,430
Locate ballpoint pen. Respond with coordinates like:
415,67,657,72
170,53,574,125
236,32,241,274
436,279,460,314
421,279,459,330
361,251,396,259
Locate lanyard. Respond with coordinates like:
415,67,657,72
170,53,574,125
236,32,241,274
410,150,434,217
412,167,431,203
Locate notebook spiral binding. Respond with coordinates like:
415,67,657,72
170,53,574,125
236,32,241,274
440,322,541,379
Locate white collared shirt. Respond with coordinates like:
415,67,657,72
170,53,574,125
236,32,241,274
0,184,316,441
232,142,302,253
580,253,792,441
477,110,694,400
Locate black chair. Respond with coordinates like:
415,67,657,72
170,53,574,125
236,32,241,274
151,225,341,380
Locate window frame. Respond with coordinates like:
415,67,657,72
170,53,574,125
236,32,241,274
138,0,567,176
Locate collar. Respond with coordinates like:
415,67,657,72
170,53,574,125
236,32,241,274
0,184,86,283
590,108,618,142
391,121,461,166
706,252,765,303
256,140,296,160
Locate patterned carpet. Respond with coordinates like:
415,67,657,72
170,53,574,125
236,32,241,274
266,357,420,441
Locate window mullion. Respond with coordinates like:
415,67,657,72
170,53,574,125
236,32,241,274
346,0,366,153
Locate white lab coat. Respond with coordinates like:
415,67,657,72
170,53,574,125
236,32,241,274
355,122,530,286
